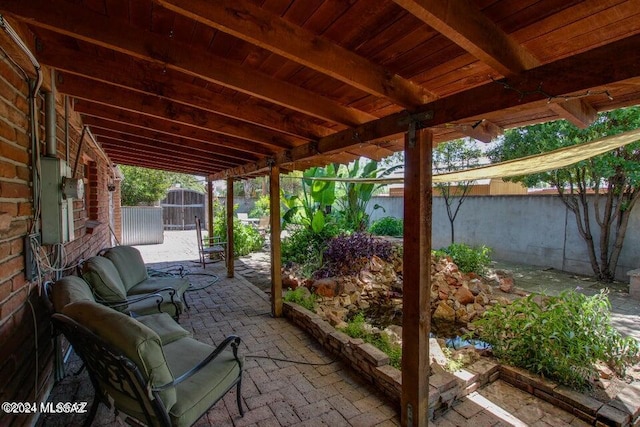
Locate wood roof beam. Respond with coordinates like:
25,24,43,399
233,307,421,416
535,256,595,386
108,156,213,176
82,117,265,162
392,0,540,75
35,36,332,140
210,34,640,180
105,149,218,175
1,0,376,126
57,73,301,150
548,99,597,129
453,119,503,143
74,102,277,157
157,0,436,109
92,130,242,168
98,136,231,170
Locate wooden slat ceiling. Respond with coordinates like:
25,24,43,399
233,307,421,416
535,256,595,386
1,0,640,178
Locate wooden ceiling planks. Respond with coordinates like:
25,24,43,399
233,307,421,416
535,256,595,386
2,0,640,177
156,0,434,108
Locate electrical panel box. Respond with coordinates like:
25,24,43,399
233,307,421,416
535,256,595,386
40,157,75,244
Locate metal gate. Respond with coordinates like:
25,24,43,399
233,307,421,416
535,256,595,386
161,188,205,230
121,207,164,245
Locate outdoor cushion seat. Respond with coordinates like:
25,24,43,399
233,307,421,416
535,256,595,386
52,300,244,427
50,276,191,345
103,245,190,304
82,248,188,319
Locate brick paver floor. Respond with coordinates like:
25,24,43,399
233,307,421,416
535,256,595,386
37,231,639,426
39,260,400,426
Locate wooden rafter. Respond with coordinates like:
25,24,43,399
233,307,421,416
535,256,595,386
92,130,242,168
156,0,436,108
57,73,301,149
84,118,262,164
99,139,229,172
548,99,597,129
1,0,377,126
75,102,278,156
104,148,217,175
37,36,332,140
210,34,640,179
453,119,503,143
392,0,540,75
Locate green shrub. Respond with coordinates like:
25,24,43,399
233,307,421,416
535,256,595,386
472,290,640,390
281,226,337,278
213,217,265,257
340,313,402,369
368,216,403,236
435,243,491,274
283,287,316,311
249,195,270,218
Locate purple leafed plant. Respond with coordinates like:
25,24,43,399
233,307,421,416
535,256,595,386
314,233,393,278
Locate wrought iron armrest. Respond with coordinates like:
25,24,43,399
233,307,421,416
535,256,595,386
96,292,165,312
153,335,242,391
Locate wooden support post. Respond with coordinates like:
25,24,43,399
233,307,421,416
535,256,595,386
207,180,214,238
401,128,432,427
226,177,234,278
269,165,283,317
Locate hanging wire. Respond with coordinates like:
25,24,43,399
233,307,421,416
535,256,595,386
490,77,613,103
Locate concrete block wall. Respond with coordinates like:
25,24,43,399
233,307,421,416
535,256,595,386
368,195,640,281
0,47,119,426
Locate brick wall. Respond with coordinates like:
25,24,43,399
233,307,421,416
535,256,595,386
0,48,120,426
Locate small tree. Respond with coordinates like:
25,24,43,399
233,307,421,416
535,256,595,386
120,166,204,206
489,107,640,282
432,139,482,244
120,166,174,206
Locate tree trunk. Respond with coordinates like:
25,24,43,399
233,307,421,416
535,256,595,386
450,220,455,245
558,192,602,279
607,191,640,281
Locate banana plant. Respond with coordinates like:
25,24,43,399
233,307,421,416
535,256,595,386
282,164,338,233
337,160,403,232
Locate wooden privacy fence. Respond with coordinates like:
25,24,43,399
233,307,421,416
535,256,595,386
161,188,205,230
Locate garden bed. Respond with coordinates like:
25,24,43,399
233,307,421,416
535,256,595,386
283,301,640,426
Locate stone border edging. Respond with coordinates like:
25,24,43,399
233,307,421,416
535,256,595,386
500,365,639,426
283,301,640,426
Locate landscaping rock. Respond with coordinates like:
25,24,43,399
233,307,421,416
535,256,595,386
499,276,515,293
455,287,475,305
312,278,342,298
433,301,456,322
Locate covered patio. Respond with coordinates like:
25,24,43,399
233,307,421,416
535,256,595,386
42,233,593,426
1,1,640,426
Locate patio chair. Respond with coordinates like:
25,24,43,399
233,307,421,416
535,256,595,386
81,246,189,320
257,216,270,236
52,300,244,427
195,216,226,268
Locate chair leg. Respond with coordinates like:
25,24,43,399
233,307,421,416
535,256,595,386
83,395,100,427
182,292,190,310
236,379,244,417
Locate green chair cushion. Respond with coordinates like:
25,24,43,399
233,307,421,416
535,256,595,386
127,298,179,319
163,338,242,427
103,246,149,292
61,301,177,411
82,256,127,304
51,276,95,312
137,313,191,345
128,276,190,296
